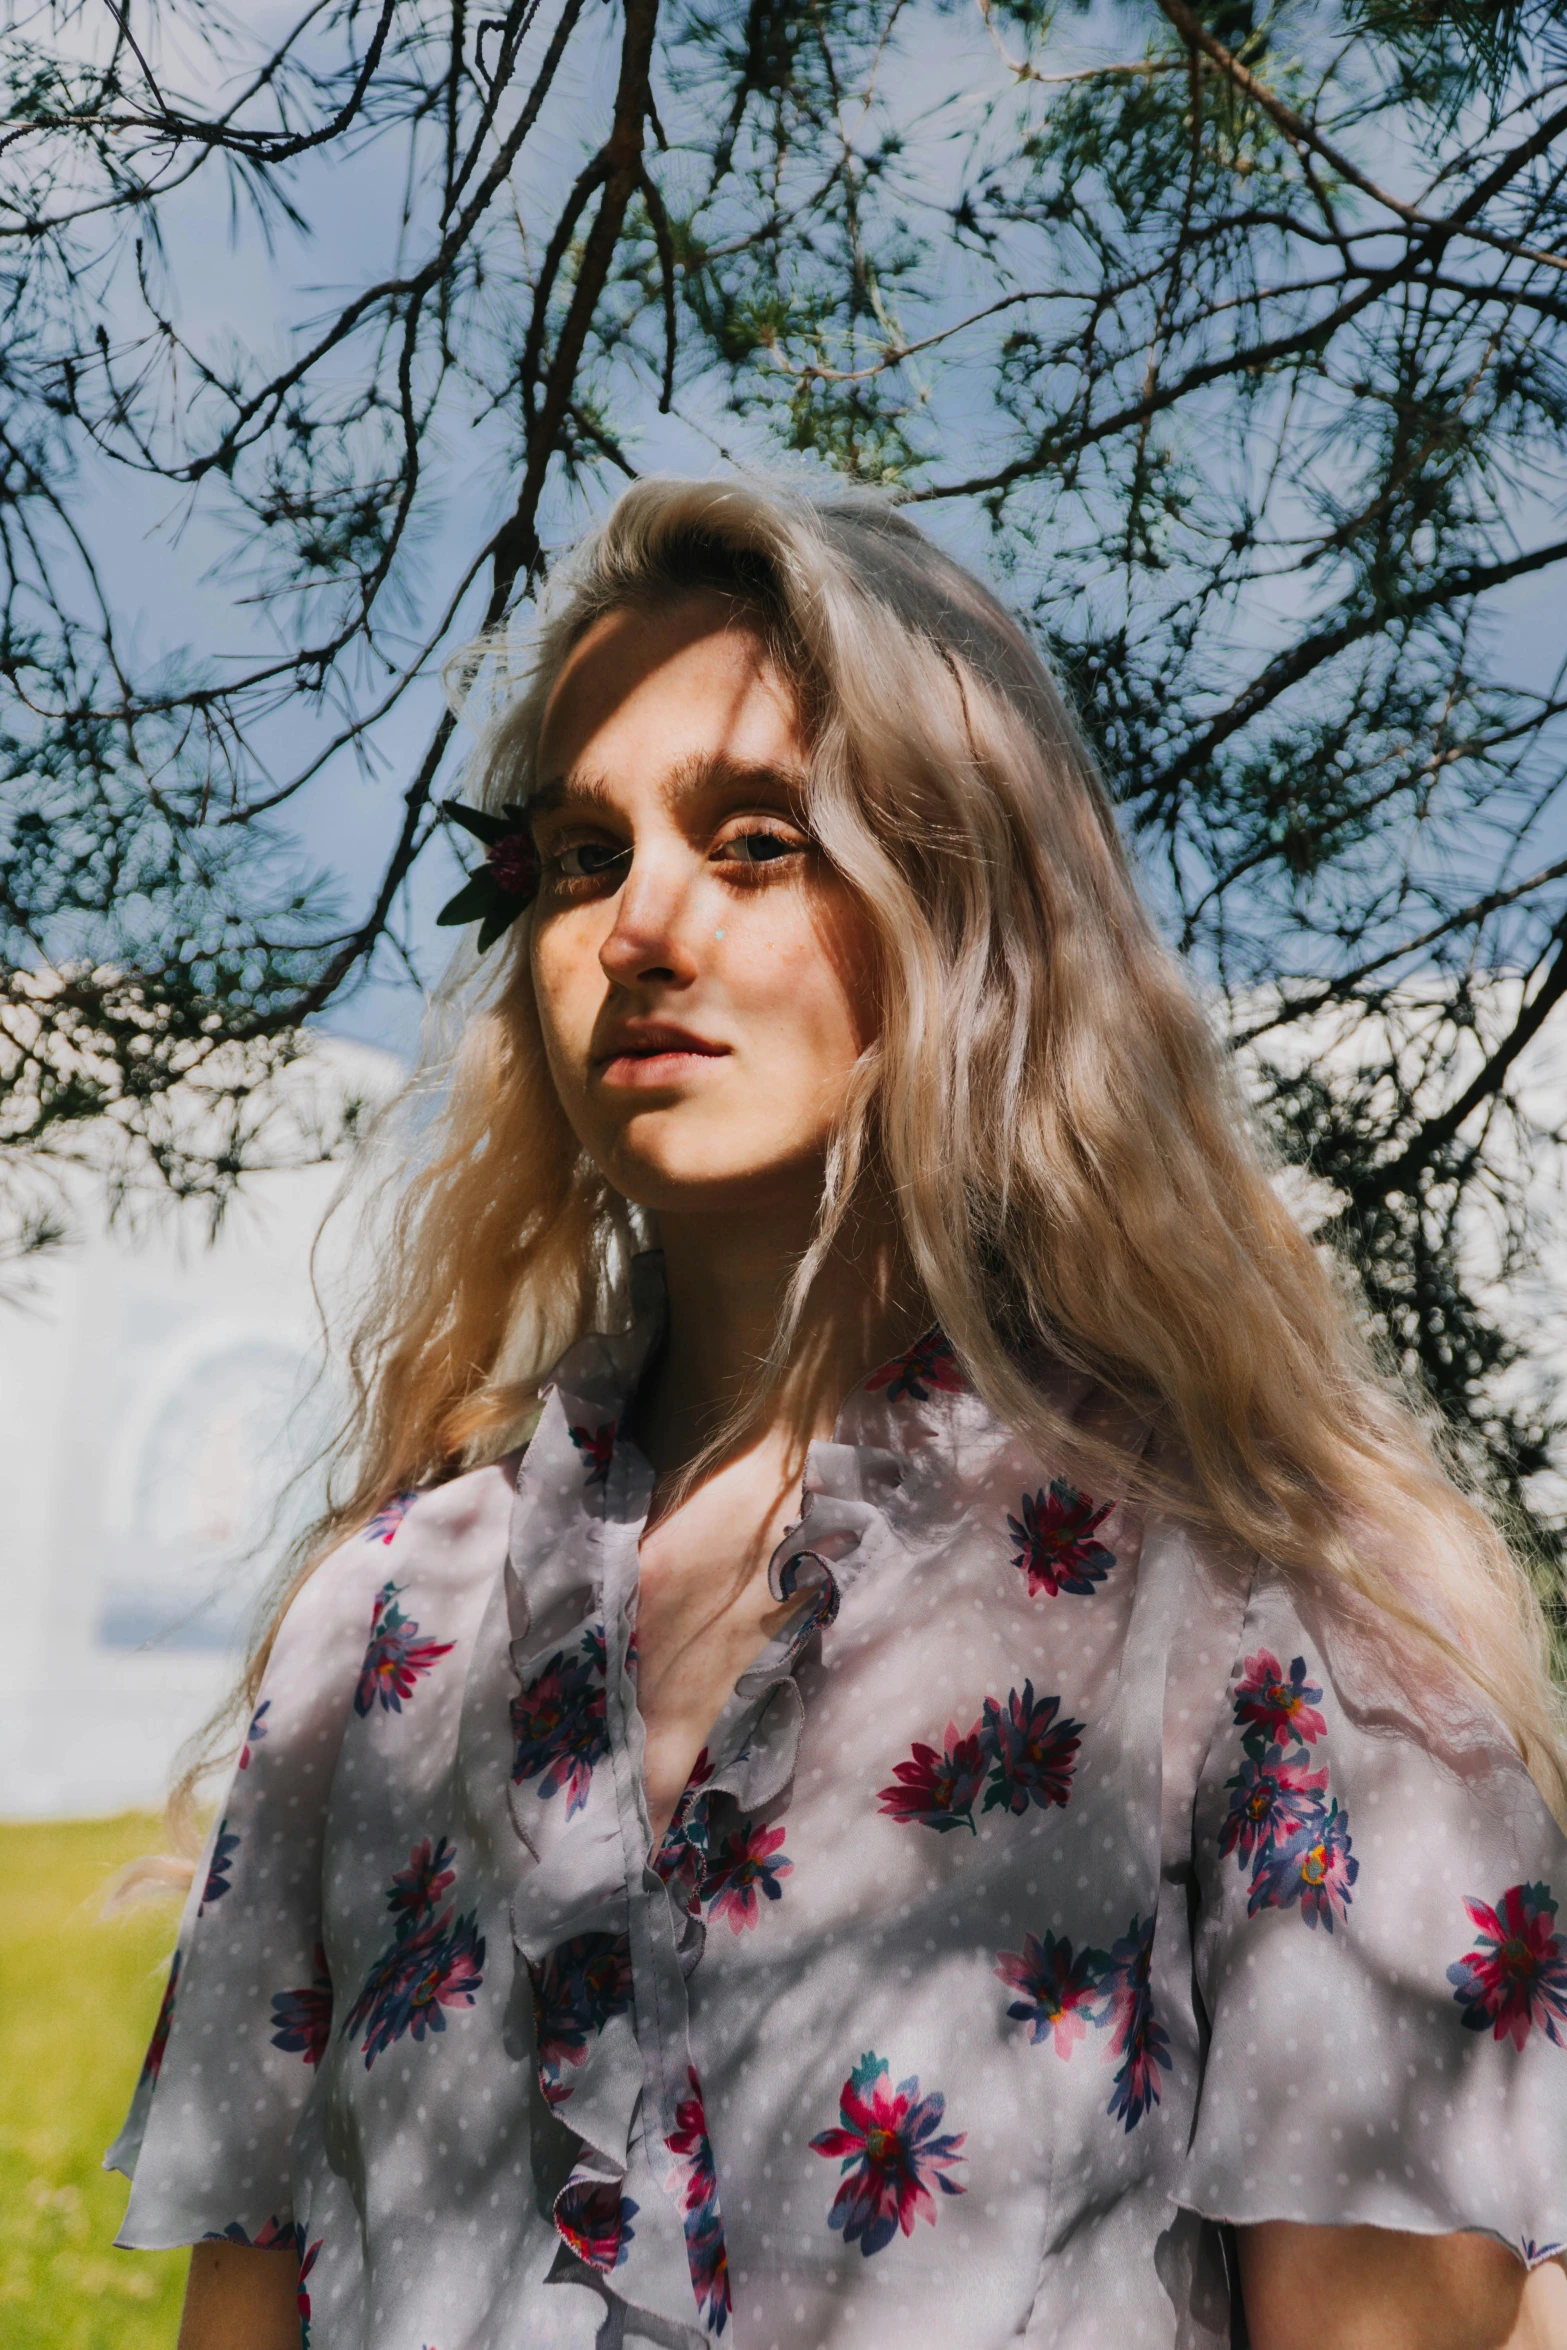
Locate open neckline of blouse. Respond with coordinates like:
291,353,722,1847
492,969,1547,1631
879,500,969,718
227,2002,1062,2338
533,1251,985,1626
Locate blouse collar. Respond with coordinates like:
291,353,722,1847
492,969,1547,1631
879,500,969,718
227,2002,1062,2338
538,1250,984,1456
529,1252,1014,1630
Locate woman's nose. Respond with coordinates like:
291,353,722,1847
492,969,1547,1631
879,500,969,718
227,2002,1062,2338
597,844,701,990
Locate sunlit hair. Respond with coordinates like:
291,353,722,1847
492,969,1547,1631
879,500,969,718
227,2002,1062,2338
168,474,1566,1852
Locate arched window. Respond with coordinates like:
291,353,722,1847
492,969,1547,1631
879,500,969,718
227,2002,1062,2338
97,1339,325,1652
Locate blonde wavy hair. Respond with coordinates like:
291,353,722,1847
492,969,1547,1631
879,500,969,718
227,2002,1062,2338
172,474,1566,1847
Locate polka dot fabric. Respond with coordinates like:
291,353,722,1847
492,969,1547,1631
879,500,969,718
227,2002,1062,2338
108,1264,1567,2347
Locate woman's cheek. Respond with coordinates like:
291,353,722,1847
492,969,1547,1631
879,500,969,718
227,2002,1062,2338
530,923,602,1082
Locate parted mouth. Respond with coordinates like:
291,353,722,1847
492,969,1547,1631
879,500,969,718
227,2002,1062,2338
592,1020,730,1070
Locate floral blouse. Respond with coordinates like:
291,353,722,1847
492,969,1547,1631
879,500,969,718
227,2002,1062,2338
109,1262,1567,2349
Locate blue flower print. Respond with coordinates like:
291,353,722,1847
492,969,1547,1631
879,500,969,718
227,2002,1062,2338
511,1624,610,1817
1007,1481,1116,1599
354,1582,455,1717
528,1930,634,2107
1247,1797,1358,1931
995,1911,1170,2134
981,1682,1083,1815
342,1836,485,2069
568,1420,616,1486
238,1699,270,1769
1101,1914,1172,2130
1221,1647,1357,1933
810,2052,966,2257
199,1821,238,1914
364,1490,418,1544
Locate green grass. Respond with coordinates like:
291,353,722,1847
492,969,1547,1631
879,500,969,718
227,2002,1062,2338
0,1816,188,2349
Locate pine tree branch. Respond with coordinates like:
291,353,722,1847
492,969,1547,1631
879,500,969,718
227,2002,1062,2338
1346,912,1567,1209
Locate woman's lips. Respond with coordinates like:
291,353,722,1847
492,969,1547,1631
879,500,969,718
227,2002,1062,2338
593,1031,730,1088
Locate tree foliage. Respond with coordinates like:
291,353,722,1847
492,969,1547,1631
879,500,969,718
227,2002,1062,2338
3,0,1566,1560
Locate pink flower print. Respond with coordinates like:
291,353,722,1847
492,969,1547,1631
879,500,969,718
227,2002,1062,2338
296,2238,322,2350
1007,1481,1116,1600
811,2052,966,2258
666,2068,731,2334
702,1821,792,1933
1102,1913,1172,2131
387,1914,485,2047
994,1932,1108,2056
238,1699,270,1769
1219,1746,1330,1868
345,1912,485,2069
1248,1799,1357,1931
1448,1882,1567,2052
203,2216,297,2249
199,1820,238,1913
343,1924,424,2061
139,1950,180,2084
568,1420,616,1486
364,1489,419,1544
387,1835,457,1928
653,1747,718,1918
982,1682,1083,1816
354,1582,455,1717
528,1930,634,2106
998,1912,1170,2133
270,1942,334,2065
1233,1650,1327,1750
654,1801,712,1921
1220,1644,1354,1930
342,1837,486,2069
877,1718,988,1835
510,1625,609,1818
555,2179,637,2274
864,1329,967,1403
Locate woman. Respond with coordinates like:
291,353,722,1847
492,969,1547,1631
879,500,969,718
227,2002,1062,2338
109,480,1567,2349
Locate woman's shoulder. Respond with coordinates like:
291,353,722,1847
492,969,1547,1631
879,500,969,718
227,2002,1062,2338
365,1453,520,1559
274,1455,519,1653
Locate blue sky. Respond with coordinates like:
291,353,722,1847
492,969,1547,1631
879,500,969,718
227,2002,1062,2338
28,0,1567,1060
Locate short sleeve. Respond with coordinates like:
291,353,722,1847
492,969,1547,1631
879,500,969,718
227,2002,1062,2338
1178,1561,1567,2269
106,1534,383,2250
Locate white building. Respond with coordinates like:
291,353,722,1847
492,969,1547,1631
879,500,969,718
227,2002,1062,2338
1,995,1561,1821
0,1038,402,1818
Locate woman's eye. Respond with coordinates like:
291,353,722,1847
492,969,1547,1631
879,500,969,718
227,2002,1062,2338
554,840,630,882
719,828,806,868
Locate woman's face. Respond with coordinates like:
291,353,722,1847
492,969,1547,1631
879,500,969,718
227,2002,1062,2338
529,592,877,1222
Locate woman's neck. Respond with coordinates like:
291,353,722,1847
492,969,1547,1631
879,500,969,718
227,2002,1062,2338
632,1187,917,1485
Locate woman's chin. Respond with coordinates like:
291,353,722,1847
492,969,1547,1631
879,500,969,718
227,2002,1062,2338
599,1135,828,1226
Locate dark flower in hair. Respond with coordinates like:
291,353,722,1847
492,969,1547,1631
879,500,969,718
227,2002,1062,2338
436,799,540,950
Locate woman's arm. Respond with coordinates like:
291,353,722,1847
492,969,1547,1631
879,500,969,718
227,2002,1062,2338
1239,2224,1567,2350
176,2242,300,2350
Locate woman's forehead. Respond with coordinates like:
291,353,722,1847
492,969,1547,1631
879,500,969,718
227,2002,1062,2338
536,597,804,796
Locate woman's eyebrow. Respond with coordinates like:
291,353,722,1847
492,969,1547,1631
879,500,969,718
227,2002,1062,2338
665,750,810,806
528,772,619,820
529,752,809,819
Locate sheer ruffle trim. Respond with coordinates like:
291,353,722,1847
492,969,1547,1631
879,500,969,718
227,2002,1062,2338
767,1435,906,1619
498,1291,978,2342
504,1390,714,2340
507,1615,708,2331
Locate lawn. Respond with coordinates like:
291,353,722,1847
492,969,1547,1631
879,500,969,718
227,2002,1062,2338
0,1815,188,2349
